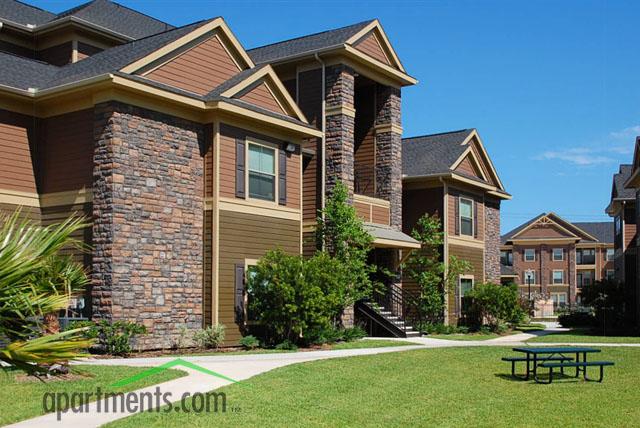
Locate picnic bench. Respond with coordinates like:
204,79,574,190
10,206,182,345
503,347,614,384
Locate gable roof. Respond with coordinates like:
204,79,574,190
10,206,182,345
501,213,609,245
248,20,374,64
402,129,474,177
624,138,640,189
0,0,173,39
613,164,635,200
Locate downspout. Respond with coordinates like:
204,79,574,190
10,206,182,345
440,176,450,324
314,53,327,237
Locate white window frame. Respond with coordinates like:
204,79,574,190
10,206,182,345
246,139,278,203
523,270,536,284
524,248,536,262
458,275,474,309
551,292,567,307
458,197,474,237
606,248,615,262
552,248,564,261
552,270,564,285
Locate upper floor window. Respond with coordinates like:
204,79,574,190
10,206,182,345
248,143,276,201
576,248,595,265
500,250,513,266
552,248,564,261
552,270,564,284
523,270,536,284
524,249,536,262
459,197,474,236
606,248,615,261
577,270,593,288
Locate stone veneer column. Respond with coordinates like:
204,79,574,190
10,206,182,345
374,84,402,230
484,199,501,282
324,64,355,197
92,102,204,350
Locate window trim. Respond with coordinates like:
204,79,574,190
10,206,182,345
551,292,567,307
552,269,564,285
458,197,474,237
246,139,278,203
458,275,474,310
523,270,536,284
552,248,564,261
524,248,536,262
605,248,615,262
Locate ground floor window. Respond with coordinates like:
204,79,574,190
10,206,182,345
606,269,615,281
459,276,474,313
577,270,594,288
551,292,567,309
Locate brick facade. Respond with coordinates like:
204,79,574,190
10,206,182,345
374,85,402,229
484,198,501,282
92,102,204,349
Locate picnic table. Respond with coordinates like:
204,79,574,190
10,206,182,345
503,347,614,384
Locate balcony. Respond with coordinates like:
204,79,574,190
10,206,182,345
354,194,390,226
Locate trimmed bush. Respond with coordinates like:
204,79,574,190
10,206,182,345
239,335,260,350
465,283,526,331
193,324,225,349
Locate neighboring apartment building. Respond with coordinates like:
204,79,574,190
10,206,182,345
0,0,323,348
402,129,511,324
606,164,638,326
619,138,640,328
500,213,614,311
0,0,423,345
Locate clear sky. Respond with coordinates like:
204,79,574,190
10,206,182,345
30,0,640,233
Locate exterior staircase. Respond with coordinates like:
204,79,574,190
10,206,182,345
356,283,423,338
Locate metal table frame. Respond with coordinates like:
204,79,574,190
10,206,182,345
511,347,601,383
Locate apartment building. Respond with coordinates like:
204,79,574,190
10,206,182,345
500,214,614,311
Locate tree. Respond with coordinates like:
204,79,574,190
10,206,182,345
465,282,526,329
316,181,375,307
579,279,626,331
404,213,471,323
0,211,93,373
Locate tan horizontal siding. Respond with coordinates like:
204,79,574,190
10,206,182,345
238,82,285,115
145,35,241,95
0,203,40,222
41,202,92,268
218,210,300,343
371,205,390,226
447,189,485,238
302,139,319,221
448,244,484,324
455,155,481,179
354,201,371,222
354,32,390,65
0,109,37,193
203,210,213,326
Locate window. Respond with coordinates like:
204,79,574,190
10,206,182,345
615,216,622,236
524,249,536,262
459,276,474,312
552,248,564,261
523,270,536,284
551,293,567,309
500,250,513,266
459,198,474,236
606,269,615,281
577,270,594,288
577,249,595,265
552,270,564,284
606,248,615,262
248,143,276,201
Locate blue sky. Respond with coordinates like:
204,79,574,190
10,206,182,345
30,0,640,233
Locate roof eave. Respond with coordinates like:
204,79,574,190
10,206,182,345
0,15,134,42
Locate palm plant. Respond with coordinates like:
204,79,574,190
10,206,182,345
0,210,93,373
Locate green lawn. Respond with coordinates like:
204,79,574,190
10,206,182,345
529,329,640,343
109,346,640,427
0,365,186,426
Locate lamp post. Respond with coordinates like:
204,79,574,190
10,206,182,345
525,269,534,301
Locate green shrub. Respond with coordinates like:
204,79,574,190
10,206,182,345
239,335,260,350
420,322,467,335
341,326,367,342
67,320,147,356
304,326,342,345
274,340,298,351
193,324,225,349
465,283,526,331
558,311,596,328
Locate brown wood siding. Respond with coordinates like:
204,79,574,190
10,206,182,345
238,82,286,115
402,187,444,235
517,223,573,240
39,109,94,194
454,155,482,179
282,78,296,100
38,42,73,66
354,32,390,65
354,201,370,222
448,244,484,323
0,109,37,193
298,69,322,129
77,42,103,60
625,223,637,249
371,205,390,225
145,35,241,95
218,210,300,343
302,142,319,221
447,188,484,238
41,202,92,268
354,83,376,197
204,124,214,197
469,138,497,186
219,123,300,209
302,230,317,258
0,203,40,221
203,210,213,326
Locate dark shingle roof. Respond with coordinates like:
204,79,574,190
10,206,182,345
501,213,546,244
0,0,55,26
247,20,374,64
573,222,614,244
203,65,267,101
613,164,635,200
0,51,59,90
402,129,474,177
0,0,173,39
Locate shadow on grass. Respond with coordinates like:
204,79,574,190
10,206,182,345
494,373,581,383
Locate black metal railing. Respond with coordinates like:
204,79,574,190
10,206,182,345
371,283,424,335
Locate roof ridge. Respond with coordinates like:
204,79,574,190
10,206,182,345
247,19,375,52
403,129,474,141
55,0,95,19
9,0,55,16
54,0,174,28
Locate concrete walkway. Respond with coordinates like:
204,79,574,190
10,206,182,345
9,324,639,428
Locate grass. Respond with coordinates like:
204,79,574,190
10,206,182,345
427,333,502,341
108,346,640,427
529,329,640,343
330,339,417,350
0,365,186,426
